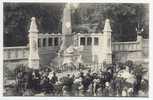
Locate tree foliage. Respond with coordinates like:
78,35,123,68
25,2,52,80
4,3,64,46
4,3,149,46
72,3,149,41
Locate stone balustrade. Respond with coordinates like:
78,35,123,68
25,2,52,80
37,33,103,48
3,32,147,65
112,41,142,52
4,46,29,61
38,33,62,48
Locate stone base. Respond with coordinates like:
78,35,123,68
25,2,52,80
28,59,39,69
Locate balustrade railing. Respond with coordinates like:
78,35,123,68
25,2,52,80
112,41,141,52
4,46,29,61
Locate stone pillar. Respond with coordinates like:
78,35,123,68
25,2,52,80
60,3,73,51
103,19,112,64
136,28,143,62
28,17,39,69
46,37,49,47
62,3,72,35
137,34,143,51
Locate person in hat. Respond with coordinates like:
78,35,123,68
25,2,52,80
50,72,58,84
99,71,106,95
62,74,74,96
32,70,41,92
103,82,111,96
16,70,24,93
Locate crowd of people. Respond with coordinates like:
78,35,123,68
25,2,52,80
6,61,148,96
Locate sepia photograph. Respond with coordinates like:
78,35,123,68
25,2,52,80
3,2,149,97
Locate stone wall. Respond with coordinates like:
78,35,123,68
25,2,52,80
142,39,149,58
37,33,106,65
38,33,62,65
3,17,148,68
77,33,104,64
112,39,148,63
3,35,149,68
4,46,29,61
3,46,29,71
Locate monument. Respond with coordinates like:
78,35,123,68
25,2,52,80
59,3,73,54
54,4,80,69
28,17,40,69
103,19,112,64
3,3,147,72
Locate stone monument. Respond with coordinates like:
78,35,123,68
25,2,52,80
58,3,80,68
103,19,112,64
28,17,40,69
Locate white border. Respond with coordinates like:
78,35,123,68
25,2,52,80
0,0,3,98
0,0,152,100
1,0,151,3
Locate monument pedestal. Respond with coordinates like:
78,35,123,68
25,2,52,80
29,59,39,69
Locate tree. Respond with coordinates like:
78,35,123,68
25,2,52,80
4,3,64,46
102,4,149,41
72,4,149,41
4,3,149,46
